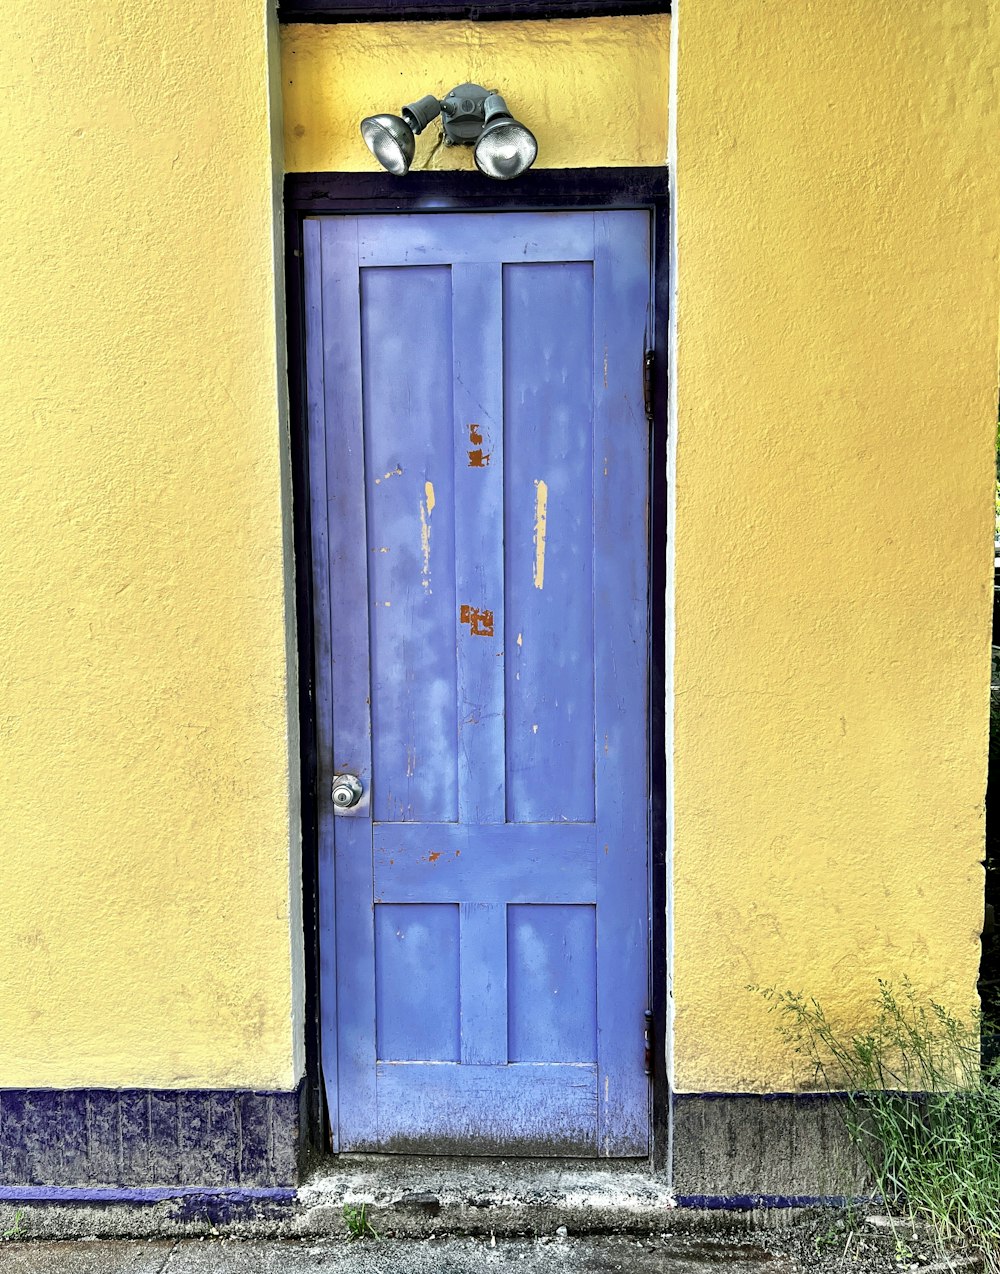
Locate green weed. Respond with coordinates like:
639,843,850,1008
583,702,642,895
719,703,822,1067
811,1202,866,1260
811,1212,844,1255
892,1230,915,1265
343,1202,379,1240
753,979,1000,1271
1,1209,26,1241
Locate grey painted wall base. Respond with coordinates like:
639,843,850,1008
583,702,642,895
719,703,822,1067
1,1085,869,1201
0,1086,305,1188
671,1094,872,1201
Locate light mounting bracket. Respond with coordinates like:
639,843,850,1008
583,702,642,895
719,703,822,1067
360,81,538,181
439,83,495,146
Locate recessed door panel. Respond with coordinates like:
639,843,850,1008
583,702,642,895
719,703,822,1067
503,261,597,825
507,904,598,1063
362,265,459,824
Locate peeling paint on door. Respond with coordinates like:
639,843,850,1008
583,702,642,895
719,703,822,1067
533,479,548,591
420,480,436,590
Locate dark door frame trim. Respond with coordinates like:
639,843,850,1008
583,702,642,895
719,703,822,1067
279,0,668,24
284,166,670,1168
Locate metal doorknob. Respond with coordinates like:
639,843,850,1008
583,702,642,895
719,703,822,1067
332,774,364,810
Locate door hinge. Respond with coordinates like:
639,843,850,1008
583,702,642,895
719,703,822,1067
643,1008,654,1078
643,350,655,425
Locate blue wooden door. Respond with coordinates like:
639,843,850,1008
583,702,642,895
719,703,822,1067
304,211,651,1157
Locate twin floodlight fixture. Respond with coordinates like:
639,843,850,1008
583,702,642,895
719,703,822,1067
360,83,538,181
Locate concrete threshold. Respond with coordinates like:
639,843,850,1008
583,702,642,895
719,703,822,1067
297,1154,676,1237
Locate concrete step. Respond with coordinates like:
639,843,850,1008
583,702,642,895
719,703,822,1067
297,1156,676,1238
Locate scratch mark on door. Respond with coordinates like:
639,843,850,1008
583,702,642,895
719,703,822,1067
533,479,548,590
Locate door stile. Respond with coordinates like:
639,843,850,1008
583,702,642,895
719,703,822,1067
452,262,506,826
304,218,340,1148
593,211,651,1156
452,262,509,1068
316,217,379,1150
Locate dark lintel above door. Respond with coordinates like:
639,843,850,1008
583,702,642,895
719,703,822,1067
279,0,669,24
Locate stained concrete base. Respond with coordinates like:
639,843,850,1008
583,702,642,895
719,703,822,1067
0,1159,679,1241
671,1096,870,1200
0,1151,870,1244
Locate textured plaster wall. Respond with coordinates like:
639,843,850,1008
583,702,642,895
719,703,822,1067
0,1,300,1088
2,0,995,1105
281,16,669,172
670,0,1000,1091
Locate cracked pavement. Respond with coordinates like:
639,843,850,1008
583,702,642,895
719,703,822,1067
0,1235,802,1273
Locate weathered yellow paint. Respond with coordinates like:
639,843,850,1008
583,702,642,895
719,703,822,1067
0,1,299,1088
420,481,435,589
281,16,669,173
670,0,1000,1091
533,479,548,591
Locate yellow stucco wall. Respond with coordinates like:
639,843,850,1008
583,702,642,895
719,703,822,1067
281,16,669,172
1,0,997,1106
670,0,1000,1091
0,2,300,1088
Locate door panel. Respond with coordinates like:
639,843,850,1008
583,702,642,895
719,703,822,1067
507,904,598,1062
361,264,459,824
375,904,461,1061
305,211,651,1156
504,260,597,824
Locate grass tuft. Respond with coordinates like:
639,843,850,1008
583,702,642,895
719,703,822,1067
753,979,1000,1271
343,1202,379,1241
1,1210,26,1241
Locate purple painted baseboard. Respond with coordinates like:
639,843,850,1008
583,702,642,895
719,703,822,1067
0,1086,304,1188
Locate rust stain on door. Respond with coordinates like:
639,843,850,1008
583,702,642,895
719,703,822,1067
459,604,494,636
467,423,490,467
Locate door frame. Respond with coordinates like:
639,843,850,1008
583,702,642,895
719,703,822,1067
284,166,670,1167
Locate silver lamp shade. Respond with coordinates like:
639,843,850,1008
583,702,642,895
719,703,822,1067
360,113,416,176
473,95,537,181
